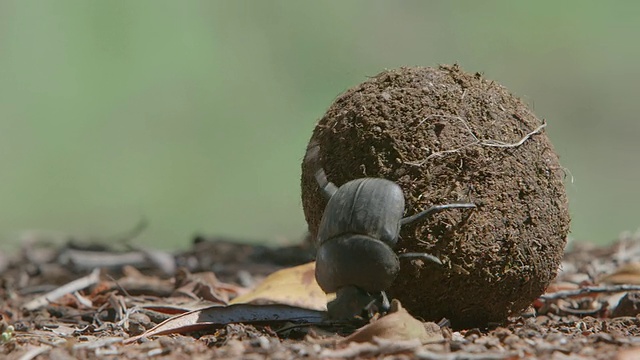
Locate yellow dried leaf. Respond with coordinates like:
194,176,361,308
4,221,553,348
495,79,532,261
230,262,333,311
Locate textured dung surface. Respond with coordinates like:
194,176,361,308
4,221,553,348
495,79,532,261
300,65,570,329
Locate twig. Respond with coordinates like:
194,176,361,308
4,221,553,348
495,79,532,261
406,115,547,166
72,337,123,350
22,268,101,311
539,284,640,301
58,250,149,270
18,345,52,360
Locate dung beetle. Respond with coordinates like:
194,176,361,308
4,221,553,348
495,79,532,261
304,141,475,318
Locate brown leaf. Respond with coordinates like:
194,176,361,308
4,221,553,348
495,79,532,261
123,303,325,344
534,281,581,308
174,269,242,304
617,347,640,360
342,300,443,344
230,262,332,311
98,266,175,297
599,262,640,285
611,292,640,317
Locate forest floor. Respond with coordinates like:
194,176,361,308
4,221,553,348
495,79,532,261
2,231,640,360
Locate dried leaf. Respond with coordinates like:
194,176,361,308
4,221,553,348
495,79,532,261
230,262,331,311
174,269,239,304
599,262,640,285
342,300,443,344
140,300,224,314
124,303,325,344
611,292,640,317
96,266,175,298
545,281,581,293
534,281,581,308
617,347,640,360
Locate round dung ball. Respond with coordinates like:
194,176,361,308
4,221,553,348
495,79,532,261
300,65,570,329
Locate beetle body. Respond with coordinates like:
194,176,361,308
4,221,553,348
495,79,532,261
304,141,475,316
307,143,407,295
317,178,405,248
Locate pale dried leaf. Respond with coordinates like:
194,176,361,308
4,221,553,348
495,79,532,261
599,262,640,285
230,262,332,311
342,300,443,344
617,347,640,360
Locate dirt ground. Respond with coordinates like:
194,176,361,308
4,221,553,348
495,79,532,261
3,232,640,360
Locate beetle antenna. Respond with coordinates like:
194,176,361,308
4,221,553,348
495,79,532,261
400,203,476,225
305,141,338,199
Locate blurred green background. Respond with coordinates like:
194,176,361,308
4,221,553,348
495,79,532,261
1,1,638,250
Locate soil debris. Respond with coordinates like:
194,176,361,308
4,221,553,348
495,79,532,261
2,232,640,359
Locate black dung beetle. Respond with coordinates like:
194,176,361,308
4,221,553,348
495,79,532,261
304,141,475,318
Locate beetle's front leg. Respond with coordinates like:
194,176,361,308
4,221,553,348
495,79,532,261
399,252,443,265
304,141,338,199
327,287,393,320
361,291,392,319
400,202,476,225
327,286,377,320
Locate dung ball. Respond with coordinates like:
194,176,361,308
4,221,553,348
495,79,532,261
301,65,570,329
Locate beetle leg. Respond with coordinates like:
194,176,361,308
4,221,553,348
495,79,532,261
304,141,338,199
363,291,390,317
400,202,476,225
314,169,338,199
379,291,390,311
327,287,395,320
399,252,443,265
327,285,376,320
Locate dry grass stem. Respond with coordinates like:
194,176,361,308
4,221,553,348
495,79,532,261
407,115,547,166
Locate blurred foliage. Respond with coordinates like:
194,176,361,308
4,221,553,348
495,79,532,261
0,1,638,249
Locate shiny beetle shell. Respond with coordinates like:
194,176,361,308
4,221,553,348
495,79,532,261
316,178,405,247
